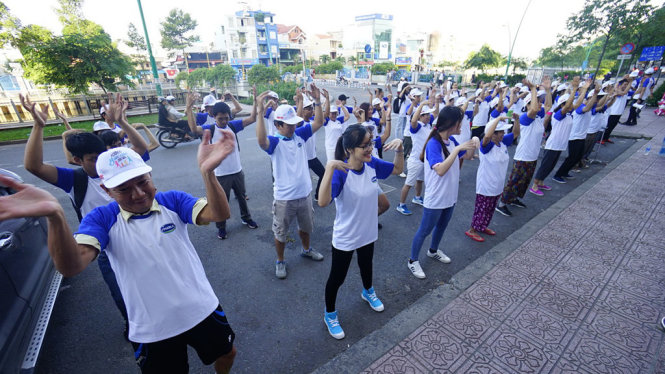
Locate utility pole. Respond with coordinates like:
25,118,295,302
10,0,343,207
136,0,162,96
504,0,533,80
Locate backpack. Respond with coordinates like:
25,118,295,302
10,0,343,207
71,168,88,223
392,97,402,114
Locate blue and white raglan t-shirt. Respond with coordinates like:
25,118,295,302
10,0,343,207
545,110,574,151
264,107,276,136
408,120,432,163
330,157,394,251
477,133,514,196
587,106,608,134
569,104,592,141
196,112,216,126
202,120,244,177
423,137,465,209
514,109,545,162
264,124,313,200
324,115,347,161
472,95,492,128
74,191,217,343
453,107,473,144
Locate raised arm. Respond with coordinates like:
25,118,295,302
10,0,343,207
132,123,160,152
195,129,234,224
572,79,589,112
22,95,59,184
52,104,72,130
186,92,203,136
224,90,242,117
309,83,324,133
482,116,503,146
317,161,350,207
411,101,425,127
61,129,85,165
433,140,476,176
241,87,258,127
106,93,148,156
581,85,599,113
380,104,391,144
511,113,521,139
526,80,540,118
256,91,270,150
322,89,331,121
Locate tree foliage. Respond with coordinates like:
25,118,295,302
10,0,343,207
315,61,343,74
160,9,199,56
319,54,331,64
371,62,395,75
464,45,504,72
175,64,237,89
125,22,148,70
0,2,21,48
247,64,281,85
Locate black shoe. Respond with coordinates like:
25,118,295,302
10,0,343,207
242,219,258,229
510,199,527,209
378,223,383,230
495,205,512,217
217,228,228,239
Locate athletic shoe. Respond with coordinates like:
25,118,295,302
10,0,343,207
510,199,527,208
242,219,258,229
378,223,383,230
396,203,413,215
660,316,665,331
427,249,451,263
538,184,552,191
217,228,228,240
411,196,424,206
495,205,513,217
324,311,345,339
529,187,544,197
563,174,575,179
301,248,324,261
572,168,582,173
552,176,566,184
361,287,385,312
275,261,287,279
408,260,426,279
399,172,407,178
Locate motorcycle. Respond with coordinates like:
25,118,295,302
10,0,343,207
155,125,198,149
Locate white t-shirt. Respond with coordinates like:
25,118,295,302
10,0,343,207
473,97,491,127
399,96,412,117
264,107,276,136
545,110,574,151
265,125,313,200
514,110,545,162
569,104,592,141
202,121,244,176
609,94,627,116
324,115,347,155
330,157,394,250
55,168,113,216
477,133,514,196
75,191,217,343
423,137,464,209
452,109,473,144
408,120,432,161
587,106,607,133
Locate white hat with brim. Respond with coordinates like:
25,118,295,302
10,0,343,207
96,148,153,188
203,95,217,107
629,70,639,77
495,122,512,132
556,94,570,107
166,95,176,101
302,95,314,108
372,98,382,106
601,81,612,89
93,121,112,132
598,90,607,96
537,89,547,97
274,104,303,125
489,97,500,108
519,86,529,93
268,91,279,99
455,97,467,106
556,84,568,92
410,88,423,96
420,106,435,115
645,68,654,75
499,82,508,88
329,105,338,112
475,88,483,96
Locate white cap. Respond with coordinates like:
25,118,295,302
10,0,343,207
447,77,453,80
524,96,532,105
645,68,654,75
629,70,639,77
203,95,217,107
495,122,512,132
267,91,279,99
598,90,607,96
93,121,111,132
537,89,547,97
519,86,529,93
499,82,508,88
556,84,568,92
475,88,483,96
166,95,176,101
329,105,338,112
372,98,382,106
420,106,435,115
455,97,467,106
410,88,423,96
601,81,612,88
556,94,570,107
302,95,314,108
515,83,523,88
489,97,500,108
274,104,303,125
99,105,108,115
96,148,153,188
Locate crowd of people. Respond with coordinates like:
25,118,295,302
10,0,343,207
0,65,656,372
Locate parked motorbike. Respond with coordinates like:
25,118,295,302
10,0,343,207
156,125,198,148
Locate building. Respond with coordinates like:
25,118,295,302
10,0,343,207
215,9,280,70
306,32,343,62
277,24,306,65
341,14,393,62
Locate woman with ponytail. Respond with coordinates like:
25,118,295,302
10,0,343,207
407,106,478,279
317,124,403,339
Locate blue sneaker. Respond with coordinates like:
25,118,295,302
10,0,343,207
411,196,424,206
396,203,412,215
324,311,345,339
552,176,566,184
361,287,385,312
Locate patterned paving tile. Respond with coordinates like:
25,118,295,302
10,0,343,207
398,322,472,372
546,266,601,303
517,239,567,264
477,264,540,297
623,257,665,283
529,229,581,250
529,283,590,322
362,344,429,374
454,352,506,374
571,237,627,264
460,281,518,320
549,358,596,374
595,287,663,324
504,305,578,354
475,325,556,374
582,227,635,251
430,298,499,349
565,328,648,374
500,250,553,279
560,253,614,283
607,268,665,306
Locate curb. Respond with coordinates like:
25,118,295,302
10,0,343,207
311,137,647,374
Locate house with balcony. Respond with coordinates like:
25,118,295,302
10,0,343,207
277,24,306,65
215,9,279,69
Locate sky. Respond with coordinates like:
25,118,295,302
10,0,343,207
3,0,659,63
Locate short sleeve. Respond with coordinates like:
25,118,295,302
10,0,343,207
429,114,434,125
410,123,422,134
374,136,382,150
370,117,380,126
575,104,585,115
229,119,244,133
480,141,494,154
502,132,515,147
331,169,347,200
75,204,119,250
553,110,564,121
295,124,313,142
265,136,280,155
490,109,500,118
196,113,207,126
336,115,345,123
264,107,273,119
54,167,75,193
155,191,199,225
450,137,466,158
537,108,545,118
323,118,330,127
201,124,214,133
485,96,492,103
426,139,444,168
368,156,394,179
141,151,150,161
519,113,534,126
465,110,473,120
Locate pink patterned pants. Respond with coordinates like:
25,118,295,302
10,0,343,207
471,194,500,231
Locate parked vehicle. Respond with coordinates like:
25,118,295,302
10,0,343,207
155,125,199,149
0,169,61,374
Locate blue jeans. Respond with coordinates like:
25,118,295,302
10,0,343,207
410,206,455,261
97,250,128,321
395,116,407,140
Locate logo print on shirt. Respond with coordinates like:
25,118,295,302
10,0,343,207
160,223,176,234
297,143,302,147
371,176,377,183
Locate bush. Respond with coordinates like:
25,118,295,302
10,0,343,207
253,81,300,105
505,74,526,86
281,65,302,74
473,73,500,83
647,81,664,107
247,64,281,85
316,61,343,74
371,62,396,75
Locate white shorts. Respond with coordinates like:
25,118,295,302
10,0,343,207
405,157,424,186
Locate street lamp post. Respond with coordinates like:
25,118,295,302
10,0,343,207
136,0,162,96
503,0,533,80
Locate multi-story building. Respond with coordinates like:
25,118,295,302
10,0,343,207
341,14,393,62
215,9,279,70
277,24,306,65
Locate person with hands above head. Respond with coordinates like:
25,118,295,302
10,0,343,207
298,87,329,201
256,83,326,279
317,125,403,340
582,83,615,163
465,114,520,242
54,102,86,165
408,106,477,279
497,78,551,214
6,128,239,374
602,74,633,143
187,90,259,240
532,76,585,192
323,97,351,162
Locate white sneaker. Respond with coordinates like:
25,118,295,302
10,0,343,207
408,260,426,279
399,172,407,178
427,249,451,263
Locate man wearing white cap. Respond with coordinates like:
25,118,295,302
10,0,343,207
262,91,280,136
256,84,326,279
323,101,351,162
624,68,655,126
602,75,633,143
471,83,495,139
7,129,239,373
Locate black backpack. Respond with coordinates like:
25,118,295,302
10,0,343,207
71,168,88,223
392,96,403,114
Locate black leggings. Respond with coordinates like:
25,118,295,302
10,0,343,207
602,115,621,141
534,150,562,181
308,157,325,199
555,139,585,178
325,243,374,313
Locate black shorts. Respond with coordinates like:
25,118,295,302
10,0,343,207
131,305,235,374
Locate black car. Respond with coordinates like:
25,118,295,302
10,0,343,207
0,169,61,374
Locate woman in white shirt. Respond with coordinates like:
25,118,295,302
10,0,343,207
323,102,351,162
465,114,520,242
408,106,477,279
318,125,404,339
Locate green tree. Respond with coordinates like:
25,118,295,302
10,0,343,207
510,57,529,74
0,2,21,48
562,0,652,78
319,54,331,64
464,44,504,72
247,64,280,85
54,0,83,27
371,62,395,75
125,22,148,75
207,64,236,88
335,56,346,64
160,9,199,71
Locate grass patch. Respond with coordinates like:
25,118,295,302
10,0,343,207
0,114,159,142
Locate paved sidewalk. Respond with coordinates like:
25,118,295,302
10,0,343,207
315,111,665,373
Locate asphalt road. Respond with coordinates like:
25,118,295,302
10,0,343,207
0,85,637,374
